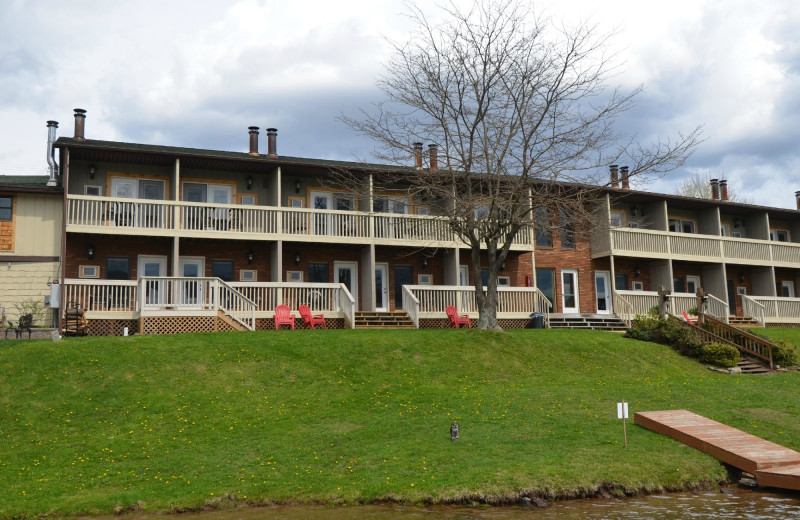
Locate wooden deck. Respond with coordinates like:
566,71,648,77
635,409,800,491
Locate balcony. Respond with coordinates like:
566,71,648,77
593,227,800,267
66,195,533,249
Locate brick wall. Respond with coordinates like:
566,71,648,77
612,258,650,291
775,268,797,296
535,234,595,313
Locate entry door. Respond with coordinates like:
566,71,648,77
394,266,413,309
727,279,736,315
209,184,233,230
179,257,205,307
594,271,611,314
561,269,579,313
781,281,795,297
138,256,167,306
686,275,701,295
139,180,165,228
459,265,469,286
334,261,358,310
375,263,389,312
110,177,137,227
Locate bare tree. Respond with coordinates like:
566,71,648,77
676,170,751,203
342,0,701,330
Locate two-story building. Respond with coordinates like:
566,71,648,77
39,108,800,334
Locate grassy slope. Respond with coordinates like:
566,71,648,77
1,329,798,517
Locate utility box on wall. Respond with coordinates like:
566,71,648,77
49,281,60,309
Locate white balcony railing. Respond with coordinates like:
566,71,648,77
743,296,800,324
613,290,728,323
66,195,534,248
602,227,800,266
402,285,552,328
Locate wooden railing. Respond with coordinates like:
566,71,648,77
743,296,800,324
694,315,774,369
612,290,634,326
63,279,138,313
66,195,533,248
402,285,550,328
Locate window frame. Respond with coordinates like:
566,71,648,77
0,196,12,221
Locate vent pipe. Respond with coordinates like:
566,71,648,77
413,142,423,170
266,128,277,158
73,108,86,140
609,165,619,188
46,120,59,187
620,166,630,189
428,144,438,172
720,179,728,201
248,126,259,156
710,178,719,200
795,191,800,211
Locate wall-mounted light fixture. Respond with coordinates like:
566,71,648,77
734,218,742,228
295,180,302,194
295,252,301,266
247,249,254,264
500,261,506,271
738,272,745,283
662,293,671,303
87,245,95,260
247,175,254,190
631,207,638,217
634,266,641,277
421,257,428,269
89,164,97,179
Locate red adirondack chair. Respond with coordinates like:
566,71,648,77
299,304,327,329
274,304,296,330
682,310,698,325
446,305,470,328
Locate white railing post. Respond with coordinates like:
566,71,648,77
402,286,420,328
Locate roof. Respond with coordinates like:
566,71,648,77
0,175,61,194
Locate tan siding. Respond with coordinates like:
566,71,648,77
0,261,59,327
8,193,62,256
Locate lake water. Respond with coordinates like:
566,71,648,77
115,490,800,520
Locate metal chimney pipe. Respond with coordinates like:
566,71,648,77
609,165,619,188
266,128,277,157
46,120,59,187
620,166,630,189
413,142,423,170
795,191,800,211
710,178,719,200
428,144,438,172
248,126,260,156
720,179,728,201
73,108,86,140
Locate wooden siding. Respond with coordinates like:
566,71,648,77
0,193,62,257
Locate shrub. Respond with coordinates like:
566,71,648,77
700,343,741,368
626,315,704,358
771,340,798,367
13,298,49,327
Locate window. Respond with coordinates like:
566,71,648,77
535,268,555,312
418,273,432,285
211,260,234,282
732,231,742,238
79,265,99,278
0,196,11,221
498,276,510,286
669,218,695,234
308,263,329,283
480,269,489,287
770,229,790,242
534,206,552,247
374,195,409,214
780,281,795,297
106,257,130,280
311,191,353,211
84,185,102,196
560,209,575,249
737,286,747,296
610,210,625,227
239,194,257,205
628,222,639,228
673,277,684,293
288,197,304,208
286,270,303,282
240,269,257,282
614,274,628,291
632,281,644,291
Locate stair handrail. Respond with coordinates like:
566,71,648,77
741,295,765,326
696,314,774,369
401,285,420,329
705,293,730,323
612,290,634,327
337,283,356,329
532,287,552,329
216,279,256,331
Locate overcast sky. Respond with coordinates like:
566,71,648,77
1,0,798,208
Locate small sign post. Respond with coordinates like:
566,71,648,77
617,400,629,449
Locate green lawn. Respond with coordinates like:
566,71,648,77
1,329,798,518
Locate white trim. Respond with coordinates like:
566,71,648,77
418,273,433,285
240,269,257,282
561,268,580,313
632,281,644,291
375,262,389,312
594,271,611,314
84,185,103,196
781,280,795,298
286,270,303,282
334,261,358,310
79,265,99,278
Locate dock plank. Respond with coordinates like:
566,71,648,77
635,409,800,490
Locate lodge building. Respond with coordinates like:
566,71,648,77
4,108,800,334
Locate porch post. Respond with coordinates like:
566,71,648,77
443,247,459,286
361,245,376,311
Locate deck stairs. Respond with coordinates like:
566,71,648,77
680,314,777,370
737,358,771,375
728,316,761,327
354,311,416,329
547,313,628,331
217,310,248,332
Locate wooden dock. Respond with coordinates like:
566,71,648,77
635,409,800,491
